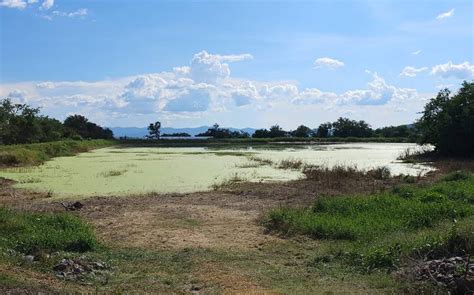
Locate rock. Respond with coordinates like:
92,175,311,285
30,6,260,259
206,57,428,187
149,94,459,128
53,257,110,282
24,255,35,262
60,201,84,211
53,262,68,272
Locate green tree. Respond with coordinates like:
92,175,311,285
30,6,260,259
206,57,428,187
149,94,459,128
292,125,312,137
196,123,249,138
316,122,332,138
147,121,162,139
269,125,286,138
0,99,41,144
417,81,474,156
374,125,410,138
64,114,114,140
332,117,373,137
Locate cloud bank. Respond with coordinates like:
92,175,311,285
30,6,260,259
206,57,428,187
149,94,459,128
0,51,430,128
431,61,474,79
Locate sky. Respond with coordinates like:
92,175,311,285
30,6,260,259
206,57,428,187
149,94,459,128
0,0,473,129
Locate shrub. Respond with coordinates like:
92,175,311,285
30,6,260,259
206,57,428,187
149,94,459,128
71,134,83,141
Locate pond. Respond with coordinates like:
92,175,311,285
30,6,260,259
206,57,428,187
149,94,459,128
0,143,433,197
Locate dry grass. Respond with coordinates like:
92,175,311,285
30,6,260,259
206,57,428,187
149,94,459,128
302,164,394,182
247,156,274,166
302,164,364,181
277,158,304,170
211,173,248,191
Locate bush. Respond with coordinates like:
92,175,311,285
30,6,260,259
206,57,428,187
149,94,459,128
71,134,83,141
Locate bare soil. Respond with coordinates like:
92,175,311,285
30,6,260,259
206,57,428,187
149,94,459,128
1,159,470,293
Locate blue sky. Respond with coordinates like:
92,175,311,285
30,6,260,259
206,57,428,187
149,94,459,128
1,0,473,128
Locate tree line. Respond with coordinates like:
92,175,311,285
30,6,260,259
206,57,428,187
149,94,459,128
192,119,418,140
0,98,113,144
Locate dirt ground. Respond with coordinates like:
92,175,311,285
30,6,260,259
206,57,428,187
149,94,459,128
0,174,408,251
1,159,468,293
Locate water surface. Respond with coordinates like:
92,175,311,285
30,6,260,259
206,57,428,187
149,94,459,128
0,143,432,197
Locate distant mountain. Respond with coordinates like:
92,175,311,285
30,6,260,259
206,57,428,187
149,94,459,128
109,126,257,138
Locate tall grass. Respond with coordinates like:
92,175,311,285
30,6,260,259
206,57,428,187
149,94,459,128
0,139,115,166
265,172,474,270
302,164,392,181
267,174,474,239
0,208,97,254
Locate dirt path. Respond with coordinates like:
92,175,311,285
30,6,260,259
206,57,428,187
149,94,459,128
83,195,279,250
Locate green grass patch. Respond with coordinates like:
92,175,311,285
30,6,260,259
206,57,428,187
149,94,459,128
265,173,474,271
266,176,474,240
0,208,97,254
0,139,115,166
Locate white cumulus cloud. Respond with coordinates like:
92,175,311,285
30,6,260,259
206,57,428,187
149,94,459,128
436,8,454,20
0,0,27,9
190,50,253,83
431,61,474,79
51,8,88,18
314,57,344,69
400,66,428,77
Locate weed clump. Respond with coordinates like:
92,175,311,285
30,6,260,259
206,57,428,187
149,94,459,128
211,173,247,190
367,166,391,180
302,164,363,181
277,158,304,170
302,164,392,181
